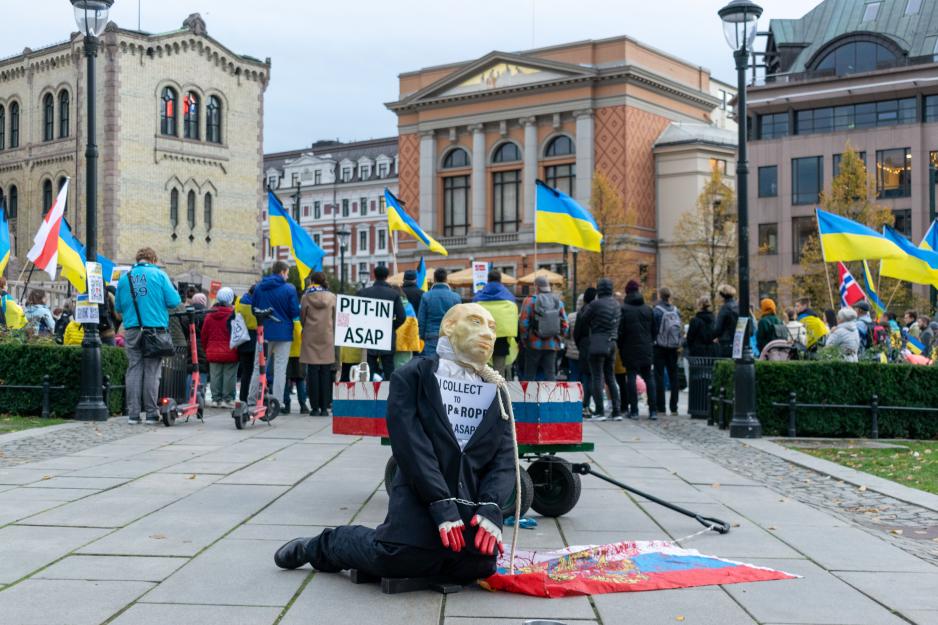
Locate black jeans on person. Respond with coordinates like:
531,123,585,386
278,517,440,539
367,353,395,381
653,346,680,414
626,365,656,417
522,349,557,381
238,349,255,403
589,351,620,416
304,525,496,584
307,364,333,414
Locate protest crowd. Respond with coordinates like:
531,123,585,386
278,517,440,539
6,247,930,424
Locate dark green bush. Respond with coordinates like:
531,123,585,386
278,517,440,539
0,341,127,417
713,360,938,438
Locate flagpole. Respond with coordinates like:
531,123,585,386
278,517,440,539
885,280,904,311
814,210,837,310
392,231,399,276
19,263,36,301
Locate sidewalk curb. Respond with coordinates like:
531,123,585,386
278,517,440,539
0,422,85,446
746,437,938,514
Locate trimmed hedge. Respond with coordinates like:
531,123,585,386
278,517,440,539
713,360,938,438
0,342,127,417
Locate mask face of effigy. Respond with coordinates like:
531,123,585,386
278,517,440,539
440,303,498,368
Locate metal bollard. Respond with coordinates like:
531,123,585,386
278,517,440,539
870,394,880,440
41,375,51,419
707,385,716,427
787,391,798,438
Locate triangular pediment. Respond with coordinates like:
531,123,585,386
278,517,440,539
405,52,596,104
284,154,329,169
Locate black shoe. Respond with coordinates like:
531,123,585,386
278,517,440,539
274,538,309,569
648,412,658,421
282,406,291,415
299,405,309,415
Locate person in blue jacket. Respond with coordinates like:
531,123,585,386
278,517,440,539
243,260,300,413
418,267,462,355
115,247,182,424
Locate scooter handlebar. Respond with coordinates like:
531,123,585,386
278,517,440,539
253,308,281,323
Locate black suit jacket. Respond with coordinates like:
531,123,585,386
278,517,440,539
375,355,516,551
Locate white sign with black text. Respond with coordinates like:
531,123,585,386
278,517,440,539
75,297,99,324
86,261,104,305
436,375,496,449
732,317,750,360
334,294,394,351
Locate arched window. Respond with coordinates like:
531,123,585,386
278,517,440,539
187,190,196,230
59,91,70,138
42,179,53,215
169,188,179,231
545,135,574,157
204,192,213,232
8,185,17,219
0,105,5,150
206,96,222,144
10,102,19,148
183,92,199,140
443,148,470,169
160,87,177,136
43,94,54,142
57,177,67,214
492,142,521,163
813,40,898,76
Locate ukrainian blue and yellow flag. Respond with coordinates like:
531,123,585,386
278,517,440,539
920,219,938,252
0,199,10,276
880,226,938,287
58,220,116,293
535,180,603,253
384,189,447,256
268,190,326,281
415,256,428,291
904,331,926,355
861,260,886,317
815,209,904,262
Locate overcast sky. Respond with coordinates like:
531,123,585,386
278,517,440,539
5,0,820,152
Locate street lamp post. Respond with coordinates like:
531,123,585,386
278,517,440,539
337,229,351,293
72,0,113,422
719,0,762,438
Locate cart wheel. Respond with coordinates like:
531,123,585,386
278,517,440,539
384,456,398,491
528,457,581,517
500,468,534,519
162,409,177,427
261,397,280,423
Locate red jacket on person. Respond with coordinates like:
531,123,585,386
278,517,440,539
200,306,238,364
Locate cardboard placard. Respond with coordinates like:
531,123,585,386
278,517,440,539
75,296,99,324
334,294,393,351
732,317,750,360
209,280,222,300
472,261,489,293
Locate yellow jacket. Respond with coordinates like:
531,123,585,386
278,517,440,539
1,294,26,330
234,296,258,330
64,320,85,346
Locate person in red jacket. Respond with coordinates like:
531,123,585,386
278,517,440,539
201,287,239,408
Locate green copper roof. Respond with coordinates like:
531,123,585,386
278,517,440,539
769,0,938,73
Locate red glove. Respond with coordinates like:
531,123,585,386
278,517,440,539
471,514,504,556
438,520,465,553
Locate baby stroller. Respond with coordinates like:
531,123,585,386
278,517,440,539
758,339,807,361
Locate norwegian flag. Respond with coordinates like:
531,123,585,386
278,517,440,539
838,261,866,307
26,178,69,280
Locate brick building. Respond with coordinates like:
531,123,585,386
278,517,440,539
0,14,268,295
386,36,730,286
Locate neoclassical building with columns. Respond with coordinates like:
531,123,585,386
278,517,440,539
0,13,268,294
387,36,731,285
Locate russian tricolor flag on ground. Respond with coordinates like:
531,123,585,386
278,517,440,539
483,541,797,597
27,178,69,279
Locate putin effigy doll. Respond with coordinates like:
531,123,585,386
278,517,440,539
274,303,516,582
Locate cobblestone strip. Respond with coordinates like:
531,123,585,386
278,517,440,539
0,420,139,467
640,416,938,565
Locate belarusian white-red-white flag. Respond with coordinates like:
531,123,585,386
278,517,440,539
838,261,866,307
27,177,69,280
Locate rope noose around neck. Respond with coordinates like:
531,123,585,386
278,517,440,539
459,360,521,576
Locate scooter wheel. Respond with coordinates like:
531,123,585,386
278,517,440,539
233,408,247,430
162,409,177,427
261,397,280,423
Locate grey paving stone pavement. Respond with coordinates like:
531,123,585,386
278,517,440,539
0,407,936,624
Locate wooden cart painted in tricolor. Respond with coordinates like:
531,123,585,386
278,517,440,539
332,381,594,518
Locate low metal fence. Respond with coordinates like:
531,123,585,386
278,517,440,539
0,374,125,418
771,392,938,439
687,357,730,419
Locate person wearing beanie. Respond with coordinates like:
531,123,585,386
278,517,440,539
617,280,657,419
401,269,423,314
519,275,568,381
714,284,739,357
200,287,239,408
755,297,785,353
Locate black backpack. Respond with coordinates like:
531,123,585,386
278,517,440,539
533,293,562,339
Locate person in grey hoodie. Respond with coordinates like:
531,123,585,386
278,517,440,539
826,307,860,362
